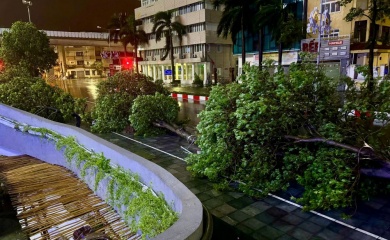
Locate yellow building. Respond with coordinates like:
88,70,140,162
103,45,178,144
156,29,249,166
307,0,390,78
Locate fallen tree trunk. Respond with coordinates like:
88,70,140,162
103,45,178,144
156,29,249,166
153,121,200,152
285,135,390,179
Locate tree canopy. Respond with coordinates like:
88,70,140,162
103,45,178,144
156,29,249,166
213,0,258,69
107,13,148,74
91,71,169,133
187,61,390,211
0,21,57,77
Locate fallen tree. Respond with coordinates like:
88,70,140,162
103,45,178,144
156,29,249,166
186,61,390,211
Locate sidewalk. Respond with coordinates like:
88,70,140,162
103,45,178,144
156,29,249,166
166,86,210,96
97,131,390,240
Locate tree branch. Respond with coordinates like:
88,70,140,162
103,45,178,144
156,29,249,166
285,135,390,179
284,135,375,156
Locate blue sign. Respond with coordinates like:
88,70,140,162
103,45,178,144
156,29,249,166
164,69,172,76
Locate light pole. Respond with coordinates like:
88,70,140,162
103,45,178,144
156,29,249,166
22,0,32,23
97,26,110,54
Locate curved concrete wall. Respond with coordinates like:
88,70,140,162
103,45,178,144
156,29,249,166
0,104,203,240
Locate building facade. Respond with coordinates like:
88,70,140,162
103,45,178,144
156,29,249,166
135,0,235,85
234,0,306,72
306,0,390,79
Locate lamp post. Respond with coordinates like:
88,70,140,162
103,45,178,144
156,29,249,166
97,26,111,55
22,0,32,23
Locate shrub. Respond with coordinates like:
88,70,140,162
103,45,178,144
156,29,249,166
130,93,179,136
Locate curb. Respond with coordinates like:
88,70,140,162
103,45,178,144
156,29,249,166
171,93,209,102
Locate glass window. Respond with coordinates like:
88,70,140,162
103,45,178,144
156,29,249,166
322,0,341,13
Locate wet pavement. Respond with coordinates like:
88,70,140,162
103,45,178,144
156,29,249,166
96,131,390,240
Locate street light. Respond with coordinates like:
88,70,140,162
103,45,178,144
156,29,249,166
22,0,32,23
97,26,111,55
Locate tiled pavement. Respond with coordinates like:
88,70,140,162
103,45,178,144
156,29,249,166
97,131,390,240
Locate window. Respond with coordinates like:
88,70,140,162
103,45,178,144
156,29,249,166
322,0,340,13
85,70,90,76
187,23,205,33
217,45,222,52
76,52,83,56
321,29,339,38
381,26,390,42
77,60,84,65
356,0,368,10
141,0,157,7
354,20,367,42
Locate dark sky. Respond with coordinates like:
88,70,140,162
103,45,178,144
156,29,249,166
0,0,140,32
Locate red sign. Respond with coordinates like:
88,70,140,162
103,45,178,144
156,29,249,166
328,40,343,45
301,39,319,53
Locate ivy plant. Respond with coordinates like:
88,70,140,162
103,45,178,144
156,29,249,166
19,124,178,238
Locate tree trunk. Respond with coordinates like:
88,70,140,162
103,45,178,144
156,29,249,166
241,14,246,74
135,43,139,75
285,135,390,179
153,121,200,152
258,28,264,70
170,30,175,83
278,42,283,67
368,0,378,92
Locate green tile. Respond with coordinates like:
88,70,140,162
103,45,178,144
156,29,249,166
215,194,235,203
241,218,266,231
241,205,265,216
212,204,237,216
221,215,238,226
256,225,285,239
196,192,213,201
203,198,225,210
228,210,251,223
288,228,313,240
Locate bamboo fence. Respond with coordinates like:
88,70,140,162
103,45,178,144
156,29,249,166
0,155,141,240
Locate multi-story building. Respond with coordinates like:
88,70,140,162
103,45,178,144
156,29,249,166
46,31,126,79
135,0,235,85
234,0,306,72
305,0,390,78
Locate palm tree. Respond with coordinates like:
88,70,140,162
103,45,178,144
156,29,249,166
257,0,303,66
107,13,148,74
152,10,187,82
213,0,258,72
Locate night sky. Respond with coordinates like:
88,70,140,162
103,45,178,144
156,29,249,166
0,0,140,32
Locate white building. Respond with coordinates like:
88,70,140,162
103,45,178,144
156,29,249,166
135,0,235,85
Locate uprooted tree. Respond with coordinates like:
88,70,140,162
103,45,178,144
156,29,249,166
186,61,390,211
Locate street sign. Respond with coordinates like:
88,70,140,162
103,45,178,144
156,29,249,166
164,69,172,75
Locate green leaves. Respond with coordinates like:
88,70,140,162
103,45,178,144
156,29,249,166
186,62,390,211
0,74,82,122
0,21,57,77
91,71,169,133
130,93,179,136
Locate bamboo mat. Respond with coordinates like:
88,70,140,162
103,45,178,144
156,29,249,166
0,155,140,240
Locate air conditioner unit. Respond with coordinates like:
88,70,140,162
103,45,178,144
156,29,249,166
152,57,157,61
192,54,197,58
145,58,149,61
180,54,186,59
